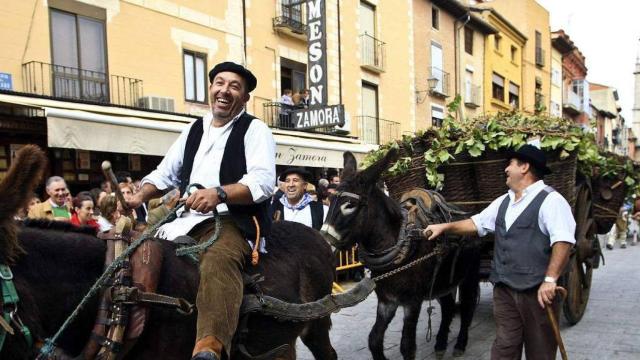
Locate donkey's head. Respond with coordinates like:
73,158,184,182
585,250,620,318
320,149,403,251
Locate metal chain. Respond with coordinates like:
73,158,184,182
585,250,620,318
372,248,441,282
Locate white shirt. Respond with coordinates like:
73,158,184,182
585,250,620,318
470,180,576,245
142,110,276,240
282,201,328,228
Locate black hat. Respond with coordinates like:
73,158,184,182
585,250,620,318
208,62,257,93
508,144,552,175
279,167,312,182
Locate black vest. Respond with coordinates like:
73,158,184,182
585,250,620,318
271,199,324,230
490,187,554,291
180,113,271,239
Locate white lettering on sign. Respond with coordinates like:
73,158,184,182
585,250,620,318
306,0,327,107
292,105,345,130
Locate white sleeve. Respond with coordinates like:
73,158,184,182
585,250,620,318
237,120,276,204
140,122,192,191
470,194,508,237
539,192,576,245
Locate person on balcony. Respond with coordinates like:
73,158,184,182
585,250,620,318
278,88,295,128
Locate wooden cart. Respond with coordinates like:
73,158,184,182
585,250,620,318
385,148,626,325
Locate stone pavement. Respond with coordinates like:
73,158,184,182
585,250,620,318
296,242,640,359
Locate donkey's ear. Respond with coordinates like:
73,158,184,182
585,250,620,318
359,147,398,185
341,151,358,181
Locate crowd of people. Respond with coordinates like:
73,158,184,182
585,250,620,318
19,172,153,236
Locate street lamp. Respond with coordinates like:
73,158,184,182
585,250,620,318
427,77,439,91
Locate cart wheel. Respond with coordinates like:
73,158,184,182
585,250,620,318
562,254,593,325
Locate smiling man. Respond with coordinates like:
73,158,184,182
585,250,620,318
127,62,275,360
271,167,325,230
423,144,575,360
28,176,71,221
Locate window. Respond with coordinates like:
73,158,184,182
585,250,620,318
280,57,307,95
282,0,303,24
510,46,517,62
509,82,520,108
432,6,440,30
361,82,379,144
492,73,505,102
431,105,444,127
535,31,542,49
551,69,561,86
50,8,107,101
494,34,501,51
464,27,473,55
183,50,207,103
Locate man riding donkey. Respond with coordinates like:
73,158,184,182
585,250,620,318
127,61,275,360
423,145,575,360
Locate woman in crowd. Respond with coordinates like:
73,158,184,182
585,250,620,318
96,193,120,233
70,193,99,232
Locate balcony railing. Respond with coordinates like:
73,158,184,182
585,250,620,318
563,89,582,114
22,61,143,107
262,102,344,135
273,0,308,37
356,116,400,145
535,47,546,67
360,33,385,72
429,67,450,98
464,84,481,108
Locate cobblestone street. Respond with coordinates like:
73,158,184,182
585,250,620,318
298,242,640,359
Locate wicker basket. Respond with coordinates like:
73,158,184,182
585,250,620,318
383,139,429,201
592,175,626,234
473,150,509,203
440,152,478,203
544,150,578,208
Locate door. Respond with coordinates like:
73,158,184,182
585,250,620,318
361,83,379,144
359,2,376,66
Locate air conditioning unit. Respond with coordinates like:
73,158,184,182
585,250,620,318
138,96,175,112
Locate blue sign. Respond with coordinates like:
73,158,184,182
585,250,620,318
0,73,13,90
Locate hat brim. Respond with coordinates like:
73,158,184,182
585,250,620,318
208,62,257,93
279,168,312,182
507,151,552,175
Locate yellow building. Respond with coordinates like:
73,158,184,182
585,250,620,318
550,46,563,117
477,0,552,115
0,0,419,189
471,7,526,114
413,0,495,128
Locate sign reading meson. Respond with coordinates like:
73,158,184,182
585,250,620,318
296,0,346,131
307,0,328,106
291,104,345,130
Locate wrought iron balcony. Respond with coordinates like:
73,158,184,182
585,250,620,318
273,0,308,39
535,47,546,67
360,33,386,72
356,116,400,145
22,61,143,107
262,101,344,135
429,67,450,98
464,84,481,108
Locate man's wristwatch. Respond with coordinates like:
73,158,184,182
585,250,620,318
544,276,557,283
215,186,228,203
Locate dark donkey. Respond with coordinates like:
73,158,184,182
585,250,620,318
320,150,482,360
0,145,337,360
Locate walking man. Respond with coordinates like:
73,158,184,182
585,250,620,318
127,61,275,360
424,145,575,360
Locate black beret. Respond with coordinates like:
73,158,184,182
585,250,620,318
279,167,312,182
208,61,257,93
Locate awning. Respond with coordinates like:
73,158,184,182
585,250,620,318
273,131,377,168
0,92,378,167
46,107,189,156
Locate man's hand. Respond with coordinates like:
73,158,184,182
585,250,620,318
127,192,145,209
423,223,448,241
185,188,219,214
537,281,556,309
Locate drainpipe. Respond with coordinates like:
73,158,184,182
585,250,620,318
455,13,471,120
337,0,343,104
242,0,247,64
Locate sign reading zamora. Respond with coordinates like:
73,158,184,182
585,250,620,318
292,0,346,131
